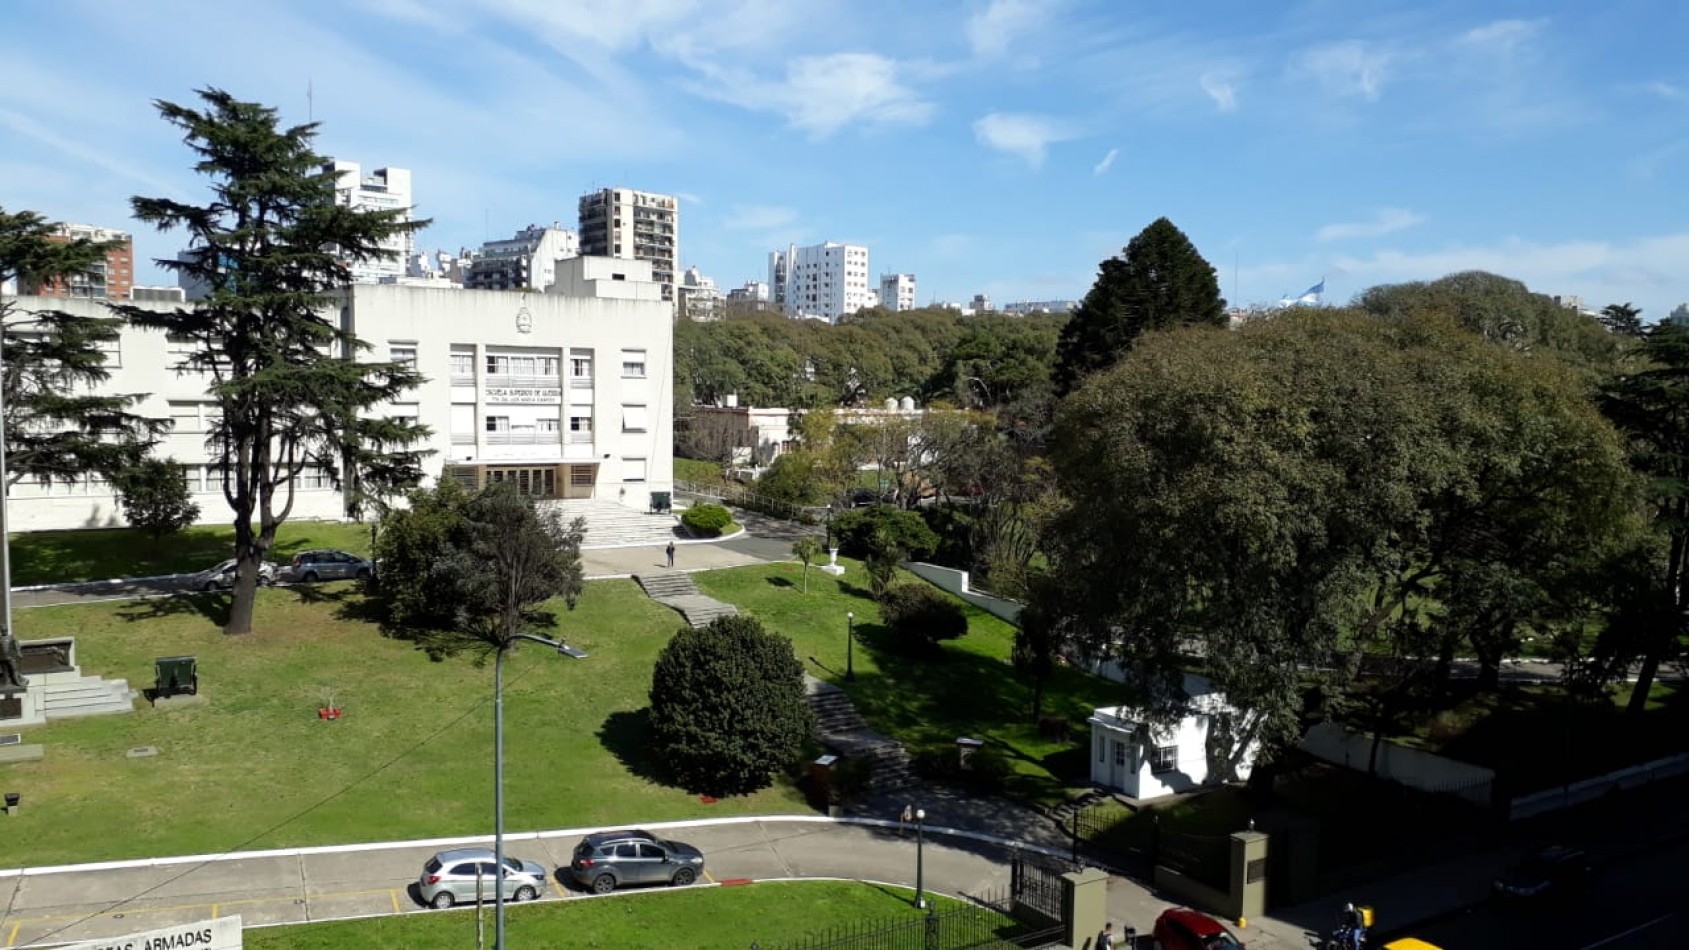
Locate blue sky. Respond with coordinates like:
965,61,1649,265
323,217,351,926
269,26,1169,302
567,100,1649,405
4,0,1687,316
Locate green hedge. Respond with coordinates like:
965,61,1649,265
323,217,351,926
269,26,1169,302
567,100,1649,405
681,503,733,537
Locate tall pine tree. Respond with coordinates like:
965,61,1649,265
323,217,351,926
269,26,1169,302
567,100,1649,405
0,208,165,486
1053,217,1225,396
112,89,431,635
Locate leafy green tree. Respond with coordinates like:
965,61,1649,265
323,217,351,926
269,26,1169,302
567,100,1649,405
1600,302,1645,337
112,457,200,545
0,208,166,486
374,481,586,660
111,89,431,635
1357,271,1618,370
1012,573,1068,720
1053,217,1225,395
792,535,824,592
876,583,968,656
648,615,813,796
1598,322,1689,714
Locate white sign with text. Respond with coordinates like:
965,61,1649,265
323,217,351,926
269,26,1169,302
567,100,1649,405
65,915,241,950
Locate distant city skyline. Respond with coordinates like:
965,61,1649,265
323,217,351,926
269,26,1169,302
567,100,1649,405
4,1,1686,317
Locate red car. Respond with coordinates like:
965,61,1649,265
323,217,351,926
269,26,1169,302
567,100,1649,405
1153,908,1246,950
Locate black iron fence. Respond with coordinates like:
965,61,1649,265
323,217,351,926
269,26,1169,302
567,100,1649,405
1008,852,1067,925
1156,828,1232,892
750,895,1063,950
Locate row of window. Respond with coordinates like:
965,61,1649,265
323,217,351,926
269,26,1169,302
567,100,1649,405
477,405,646,434
1101,737,1180,774
442,351,646,379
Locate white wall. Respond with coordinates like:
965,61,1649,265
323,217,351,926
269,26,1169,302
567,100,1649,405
1299,722,1496,807
901,562,1023,624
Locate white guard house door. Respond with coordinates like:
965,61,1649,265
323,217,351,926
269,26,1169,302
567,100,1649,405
1110,738,1131,791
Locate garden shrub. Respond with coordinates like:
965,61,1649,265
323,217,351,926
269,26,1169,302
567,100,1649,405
876,582,968,654
681,502,733,537
909,741,1010,792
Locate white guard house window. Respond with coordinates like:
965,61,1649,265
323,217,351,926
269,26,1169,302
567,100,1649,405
622,405,649,433
388,342,418,368
623,457,647,483
621,349,647,378
1151,745,1178,774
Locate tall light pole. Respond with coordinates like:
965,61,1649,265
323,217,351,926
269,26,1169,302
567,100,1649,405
493,632,583,950
845,610,855,682
914,807,927,909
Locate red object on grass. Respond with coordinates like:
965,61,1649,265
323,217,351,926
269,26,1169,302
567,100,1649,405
719,878,753,886
318,708,342,720
699,795,718,804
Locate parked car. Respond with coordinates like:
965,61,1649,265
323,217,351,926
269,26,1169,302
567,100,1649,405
567,829,705,894
417,848,548,909
286,549,374,583
1493,845,1591,899
1153,908,1246,950
190,559,277,591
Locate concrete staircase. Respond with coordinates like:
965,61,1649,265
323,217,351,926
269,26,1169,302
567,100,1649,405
545,499,683,549
634,571,739,628
806,676,917,793
42,675,138,720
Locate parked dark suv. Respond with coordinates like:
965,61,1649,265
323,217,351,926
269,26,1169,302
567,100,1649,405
1493,845,1591,899
567,829,705,894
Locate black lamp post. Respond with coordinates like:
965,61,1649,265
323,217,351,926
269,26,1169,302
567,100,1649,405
914,807,927,909
845,611,855,682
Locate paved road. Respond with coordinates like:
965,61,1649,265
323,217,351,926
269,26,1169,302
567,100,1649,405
0,817,1224,949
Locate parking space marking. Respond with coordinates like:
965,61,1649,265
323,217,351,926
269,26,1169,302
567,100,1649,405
7,920,18,947
703,869,717,885
390,889,401,914
549,876,567,900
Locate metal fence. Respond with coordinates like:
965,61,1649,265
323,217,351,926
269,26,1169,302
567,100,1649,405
1008,853,1067,925
1156,829,1232,892
676,479,830,525
750,897,1063,950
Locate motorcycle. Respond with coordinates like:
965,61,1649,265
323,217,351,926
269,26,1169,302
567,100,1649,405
1321,924,1369,950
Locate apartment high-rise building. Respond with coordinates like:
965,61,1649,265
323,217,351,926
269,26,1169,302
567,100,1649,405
18,224,134,300
769,241,871,323
678,266,722,322
328,161,414,283
577,188,678,310
879,273,916,312
464,223,580,292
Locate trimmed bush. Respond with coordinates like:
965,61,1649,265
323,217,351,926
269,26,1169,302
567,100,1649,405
909,742,1011,792
876,582,968,654
830,505,938,561
681,502,733,537
648,615,813,796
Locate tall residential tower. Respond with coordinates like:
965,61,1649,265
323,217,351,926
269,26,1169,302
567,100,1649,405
577,188,678,311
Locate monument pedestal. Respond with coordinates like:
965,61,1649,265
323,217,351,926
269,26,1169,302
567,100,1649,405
819,548,846,577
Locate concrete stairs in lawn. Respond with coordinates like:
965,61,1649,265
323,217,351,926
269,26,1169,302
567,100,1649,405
633,571,739,628
545,499,683,549
805,676,917,793
43,675,138,720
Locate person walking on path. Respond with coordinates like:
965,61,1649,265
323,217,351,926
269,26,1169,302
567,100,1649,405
666,541,676,568
1096,921,1115,950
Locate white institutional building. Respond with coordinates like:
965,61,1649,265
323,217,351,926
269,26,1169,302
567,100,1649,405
879,273,917,312
5,257,674,531
328,161,413,284
769,242,872,323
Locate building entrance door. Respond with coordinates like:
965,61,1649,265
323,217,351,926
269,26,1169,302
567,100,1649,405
564,465,595,499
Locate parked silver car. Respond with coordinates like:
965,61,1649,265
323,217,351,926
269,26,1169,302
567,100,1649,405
191,559,277,591
285,549,374,583
418,848,548,909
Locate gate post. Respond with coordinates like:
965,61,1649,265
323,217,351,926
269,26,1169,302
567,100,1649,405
1228,829,1270,924
1060,866,1110,949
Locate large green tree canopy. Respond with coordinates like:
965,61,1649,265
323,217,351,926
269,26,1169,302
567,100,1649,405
1053,217,1226,395
1045,308,1643,749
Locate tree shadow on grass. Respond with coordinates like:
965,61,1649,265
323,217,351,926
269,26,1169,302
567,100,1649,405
116,590,230,627
765,576,795,589
597,708,673,785
836,580,878,601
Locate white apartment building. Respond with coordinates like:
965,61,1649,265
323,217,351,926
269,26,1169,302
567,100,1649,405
578,188,679,311
879,273,916,312
769,242,872,323
464,224,580,292
678,266,722,322
329,161,414,284
4,258,673,531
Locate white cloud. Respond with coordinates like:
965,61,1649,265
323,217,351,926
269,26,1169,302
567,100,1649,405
724,205,798,231
686,53,934,138
1092,147,1118,175
1647,81,1685,102
1199,71,1238,112
1293,41,1391,101
1316,208,1428,242
1457,18,1546,53
966,0,1054,59
972,112,1073,168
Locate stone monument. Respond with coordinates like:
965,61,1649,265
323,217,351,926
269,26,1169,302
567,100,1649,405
0,633,28,696
820,548,846,577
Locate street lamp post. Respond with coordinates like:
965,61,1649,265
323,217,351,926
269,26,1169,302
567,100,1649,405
914,807,927,909
493,632,580,950
845,611,855,682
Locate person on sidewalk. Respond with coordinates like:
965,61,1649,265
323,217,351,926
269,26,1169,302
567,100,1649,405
666,541,676,568
1096,921,1115,950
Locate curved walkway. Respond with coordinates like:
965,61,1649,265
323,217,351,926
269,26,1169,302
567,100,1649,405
0,816,1120,948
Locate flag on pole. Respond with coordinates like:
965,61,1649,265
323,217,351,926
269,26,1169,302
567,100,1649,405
1278,278,1326,308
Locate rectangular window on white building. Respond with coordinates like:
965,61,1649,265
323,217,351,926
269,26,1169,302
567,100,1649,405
388,342,417,368
485,416,510,432
1151,745,1178,774
621,405,649,432
449,348,475,382
301,467,332,490
180,465,202,493
537,418,560,433
620,349,647,378
571,356,593,379
622,457,647,483
169,401,202,433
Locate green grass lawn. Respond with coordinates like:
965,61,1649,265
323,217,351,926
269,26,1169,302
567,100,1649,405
10,521,375,586
2,579,807,868
693,562,1124,807
244,881,1002,950
673,457,730,487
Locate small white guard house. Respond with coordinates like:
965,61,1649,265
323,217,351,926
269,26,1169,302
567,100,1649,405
1087,674,1261,800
